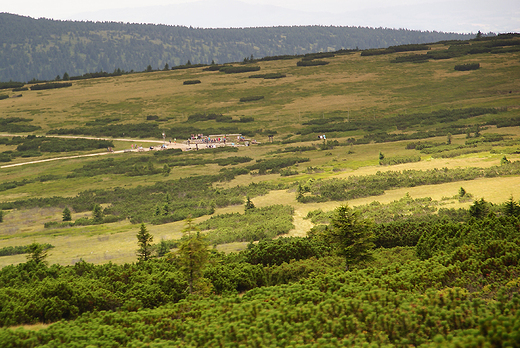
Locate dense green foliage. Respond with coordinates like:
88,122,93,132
1,215,519,346
220,65,261,74
182,79,201,85
361,43,430,56
239,95,264,102
296,59,329,66
0,81,25,90
198,205,295,244
0,118,41,133
247,156,309,174
243,237,332,266
390,35,520,63
248,73,286,79
0,244,54,257
454,62,480,71
29,82,72,90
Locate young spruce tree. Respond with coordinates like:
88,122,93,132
136,223,154,261
62,207,72,222
177,217,209,294
327,204,374,270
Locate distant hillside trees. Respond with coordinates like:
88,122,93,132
0,13,472,82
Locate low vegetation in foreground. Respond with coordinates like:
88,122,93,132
1,197,520,347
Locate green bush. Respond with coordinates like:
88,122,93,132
183,79,201,85
454,62,480,71
239,95,264,102
243,237,332,266
296,60,329,66
249,73,286,79
220,65,261,74
30,82,72,90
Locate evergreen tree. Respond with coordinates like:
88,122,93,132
469,198,491,219
136,223,154,261
157,240,170,257
62,207,72,222
379,152,385,165
503,196,520,217
92,204,103,223
447,133,452,145
0,210,3,223
63,72,69,81
26,243,48,264
177,217,209,294
154,204,162,216
245,196,255,212
146,65,153,72
163,63,169,70
327,204,374,270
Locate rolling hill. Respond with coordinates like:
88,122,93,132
0,13,473,82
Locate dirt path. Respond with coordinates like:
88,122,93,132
0,133,192,169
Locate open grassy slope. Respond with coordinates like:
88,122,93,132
1,37,520,267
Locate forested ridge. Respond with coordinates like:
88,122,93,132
0,13,471,82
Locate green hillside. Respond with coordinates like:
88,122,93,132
0,13,472,82
0,35,520,347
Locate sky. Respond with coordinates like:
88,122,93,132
3,0,519,34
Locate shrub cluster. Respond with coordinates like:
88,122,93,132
247,156,309,174
183,79,201,85
361,44,430,56
296,60,329,66
30,82,72,90
380,155,421,165
454,62,480,71
198,205,295,244
0,81,25,90
249,73,286,79
239,95,264,102
220,65,261,74
0,243,54,257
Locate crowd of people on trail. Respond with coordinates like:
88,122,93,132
188,134,227,144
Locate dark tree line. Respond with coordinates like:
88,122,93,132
0,13,472,82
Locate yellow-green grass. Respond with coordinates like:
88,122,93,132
2,47,519,138
1,45,520,268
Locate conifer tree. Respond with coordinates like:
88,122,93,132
327,204,374,270
26,243,48,264
62,207,72,222
136,223,153,261
92,204,103,223
177,217,209,293
245,196,255,211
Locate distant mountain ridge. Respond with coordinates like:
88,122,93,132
0,13,473,82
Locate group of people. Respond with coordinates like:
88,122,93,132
188,134,227,144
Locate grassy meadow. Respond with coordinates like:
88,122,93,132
1,39,520,267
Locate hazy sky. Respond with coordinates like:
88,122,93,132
3,0,519,33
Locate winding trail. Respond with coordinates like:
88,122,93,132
0,133,191,169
